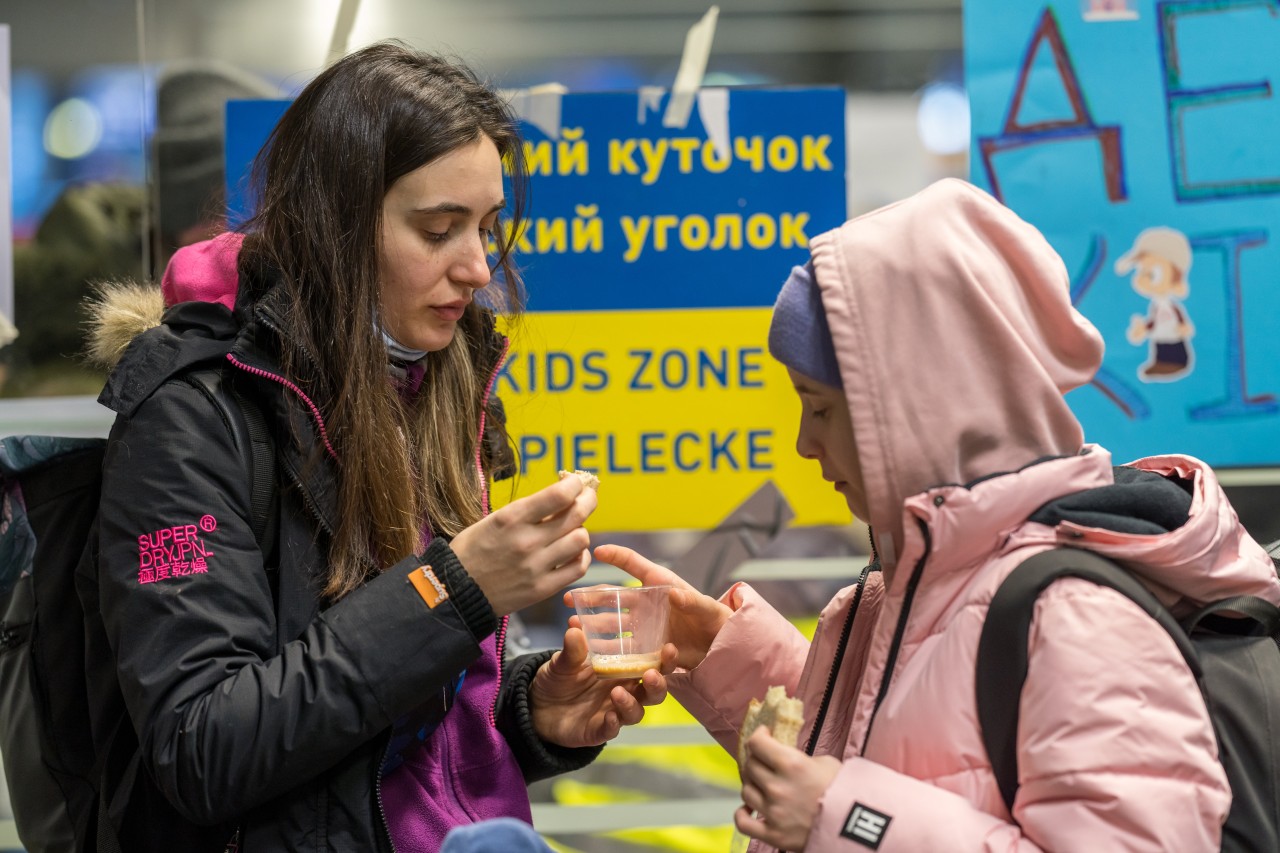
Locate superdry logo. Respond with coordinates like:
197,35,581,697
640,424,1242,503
137,521,216,584
841,802,891,849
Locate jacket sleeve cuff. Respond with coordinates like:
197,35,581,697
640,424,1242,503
421,537,498,644
497,650,603,783
810,757,1016,851
667,584,809,756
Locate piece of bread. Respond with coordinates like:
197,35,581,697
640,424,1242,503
737,685,805,767
559,469,600,491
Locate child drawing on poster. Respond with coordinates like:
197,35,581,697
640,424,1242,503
1082,0,1138,22
1118,227,1195,383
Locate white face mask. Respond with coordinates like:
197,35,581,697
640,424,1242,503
380,326,429,363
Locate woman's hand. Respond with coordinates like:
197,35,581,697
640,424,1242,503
735,726,842,851
529,626,675,747
590,544,733,670
451,477,596,617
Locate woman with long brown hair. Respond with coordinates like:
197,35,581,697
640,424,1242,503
86,42,667,852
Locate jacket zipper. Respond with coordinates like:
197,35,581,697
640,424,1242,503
476,337,510,516
804,562,875,756
226,354,338,539
479,338,512,725
374,731,396,853
226,354,337,460
489,615,510,727
860,519,933,754
229,303,347,537
237,306,337,460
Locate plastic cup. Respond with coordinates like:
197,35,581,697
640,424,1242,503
569,585,671,679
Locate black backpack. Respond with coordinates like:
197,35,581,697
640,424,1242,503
976,546,1280,852
0,378,275,853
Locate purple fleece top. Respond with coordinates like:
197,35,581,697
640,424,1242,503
379,630,530,851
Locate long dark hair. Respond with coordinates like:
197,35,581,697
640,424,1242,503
239,42,527,599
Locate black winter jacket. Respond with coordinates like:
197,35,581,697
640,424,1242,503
87,280,598,852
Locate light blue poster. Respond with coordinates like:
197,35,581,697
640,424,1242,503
965,0,1280,469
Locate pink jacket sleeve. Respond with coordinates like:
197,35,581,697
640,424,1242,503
805,579,1230,852
811,758,1037,851
666,584,810,756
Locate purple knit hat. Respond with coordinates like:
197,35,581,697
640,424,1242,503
767,261,843,388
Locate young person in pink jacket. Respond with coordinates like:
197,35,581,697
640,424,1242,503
596,178,1280,851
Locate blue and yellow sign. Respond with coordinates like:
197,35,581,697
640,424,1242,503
492,88,847,529
226,87,849,530
966,0,1280,468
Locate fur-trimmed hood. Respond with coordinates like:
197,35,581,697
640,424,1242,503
84,281,167,371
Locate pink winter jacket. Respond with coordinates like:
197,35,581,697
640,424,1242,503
669,180,1280,851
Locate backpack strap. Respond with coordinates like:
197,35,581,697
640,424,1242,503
1183,595,1280,636
183,370,277,560
229,384,278,561
975,548,1201,816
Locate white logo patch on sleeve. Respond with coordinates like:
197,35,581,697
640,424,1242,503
841,803,891,849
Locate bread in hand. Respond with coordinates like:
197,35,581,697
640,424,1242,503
738,685,804,767
558,469,600,491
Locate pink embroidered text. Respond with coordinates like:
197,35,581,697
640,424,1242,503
138,520,216,584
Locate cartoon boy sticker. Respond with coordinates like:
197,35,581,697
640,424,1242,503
1117,226,1195,383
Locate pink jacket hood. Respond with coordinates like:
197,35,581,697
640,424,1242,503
808,179,1104,566
160,232,244,309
